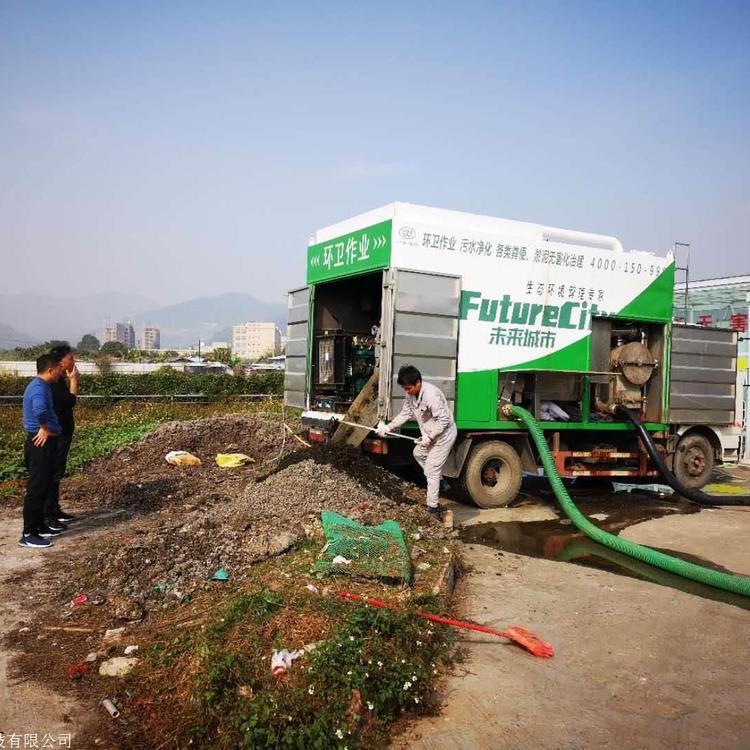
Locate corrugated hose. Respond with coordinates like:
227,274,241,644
505,405,750,598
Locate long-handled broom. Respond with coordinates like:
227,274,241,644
338,591,554,659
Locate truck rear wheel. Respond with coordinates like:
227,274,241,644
673,433,714,490
462,440,523,508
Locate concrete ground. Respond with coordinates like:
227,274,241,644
398,490,750,749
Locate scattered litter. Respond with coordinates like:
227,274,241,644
238,685,253,699
411,532,421,540
416,562,432,571
68,662,89,680
101,698,120,718
90,595,106,606
124,645,139,655
99,656,139,677
103,627,126,643
215,453,255,468
164,451,202,466
42,625,93,633
270,642,320,676
331,555,352,566
154,582,178,592
271,649,298,676
212,567,230,581
442,509,454,529
71,594,88,606
305,584,320,594
85,652,100,663
112,595,146,621
18,627,30,633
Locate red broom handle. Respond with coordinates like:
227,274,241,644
338,591,513,638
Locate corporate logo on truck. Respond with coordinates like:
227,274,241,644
460,290,602,351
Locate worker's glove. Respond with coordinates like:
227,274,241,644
417,435,432,449
375,421,390,437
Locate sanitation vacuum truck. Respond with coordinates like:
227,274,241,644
284,203,739,507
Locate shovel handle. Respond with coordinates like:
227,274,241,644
334,419,419,443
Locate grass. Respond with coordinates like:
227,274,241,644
0,399,283,487
125,545,456,750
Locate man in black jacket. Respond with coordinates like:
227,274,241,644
46,344,80,529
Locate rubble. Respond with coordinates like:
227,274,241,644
99,656,139,677
54,414,448,612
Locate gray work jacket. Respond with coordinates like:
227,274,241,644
389,381,456,441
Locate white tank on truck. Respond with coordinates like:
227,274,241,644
285,203,739,506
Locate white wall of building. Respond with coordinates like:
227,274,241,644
232,322,281,360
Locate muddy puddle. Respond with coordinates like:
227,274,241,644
461,483,750,610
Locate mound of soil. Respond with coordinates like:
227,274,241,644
62,413,288,513
63,414,445,606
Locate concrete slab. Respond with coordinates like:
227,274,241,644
397,513,750,750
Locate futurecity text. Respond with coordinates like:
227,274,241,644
460,290,602,350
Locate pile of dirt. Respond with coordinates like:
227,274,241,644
62,413,289,513
65,414,446,606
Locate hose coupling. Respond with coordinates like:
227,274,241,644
500,403,516,418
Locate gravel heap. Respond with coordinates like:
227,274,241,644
69,415,446,607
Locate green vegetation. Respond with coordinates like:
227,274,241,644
0,370,282,397
137,574,454,750
0,339,70,361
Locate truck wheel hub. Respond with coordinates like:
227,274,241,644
683,448,706,476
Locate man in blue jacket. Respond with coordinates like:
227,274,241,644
20,354,64,548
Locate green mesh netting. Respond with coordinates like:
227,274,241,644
313,511,412,584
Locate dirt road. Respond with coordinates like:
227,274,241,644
0,515,81,740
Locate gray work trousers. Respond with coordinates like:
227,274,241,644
413,427,457,508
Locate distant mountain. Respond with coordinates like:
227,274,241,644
0,291,158,346
134,293,286,348
0,291,285,349
0,323,38,351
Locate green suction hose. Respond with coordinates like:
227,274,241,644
505,404,750,598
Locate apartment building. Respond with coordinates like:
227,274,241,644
142,325,161,351
232,322,281,360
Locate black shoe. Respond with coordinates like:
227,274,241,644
426,506,444,520
45,519,67,532
18,533,53,549
37,525,63,538
56,510,76,523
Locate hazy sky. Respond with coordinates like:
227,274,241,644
1,1,748,306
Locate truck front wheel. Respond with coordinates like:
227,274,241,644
462,440,523,508
673,433,714,490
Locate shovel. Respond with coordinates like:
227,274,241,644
332,419,420,443
338,591,554,659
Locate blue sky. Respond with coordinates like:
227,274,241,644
1,1,748,305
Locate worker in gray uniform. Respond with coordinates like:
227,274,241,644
378,365,457,518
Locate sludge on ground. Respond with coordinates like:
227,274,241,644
3,411,459,749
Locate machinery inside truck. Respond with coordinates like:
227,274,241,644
310,271,382,413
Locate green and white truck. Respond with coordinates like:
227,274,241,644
285,203,739,507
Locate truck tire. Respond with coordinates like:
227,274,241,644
462,440,523,508
673,433,714,490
